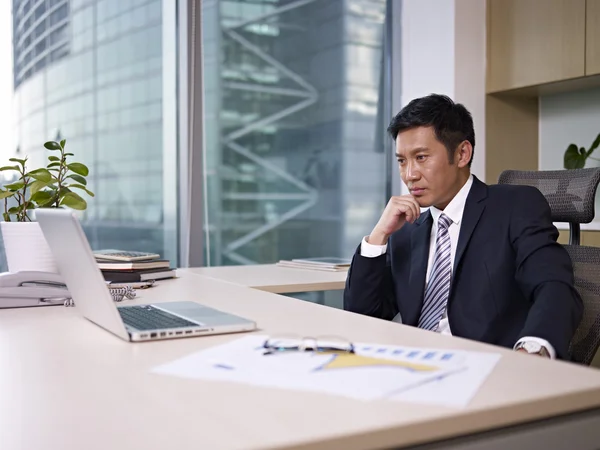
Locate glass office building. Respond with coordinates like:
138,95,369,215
203,0,387,266
6,0,388,272
10,0,178,266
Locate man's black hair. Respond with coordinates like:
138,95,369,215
387,94,475,167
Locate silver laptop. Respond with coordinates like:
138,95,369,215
36,209,256,342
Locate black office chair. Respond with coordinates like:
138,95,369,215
498,168,600,245
498,168,600,365
563,245,600,365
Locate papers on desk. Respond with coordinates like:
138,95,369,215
152,335,501,408
276,257,351,272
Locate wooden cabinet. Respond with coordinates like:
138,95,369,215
487,0,586,92
586,0,600,75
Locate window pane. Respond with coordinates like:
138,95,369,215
202,0,387,266
4,0,179,272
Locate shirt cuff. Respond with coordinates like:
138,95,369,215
514,337,556,359
360,236,388,258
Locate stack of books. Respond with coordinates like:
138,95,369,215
276,257,351,272
93,249,177,282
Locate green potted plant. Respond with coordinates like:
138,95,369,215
563,133,600,169
0,139,94,273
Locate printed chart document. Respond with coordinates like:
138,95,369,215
391,349,501,407
152,335,501,407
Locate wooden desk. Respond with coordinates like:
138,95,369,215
1,273,600,450
181,264,347,293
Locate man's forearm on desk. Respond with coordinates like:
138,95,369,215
517,281,582,360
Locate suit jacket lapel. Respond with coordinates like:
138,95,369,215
407,211,432,325
453,176,488,283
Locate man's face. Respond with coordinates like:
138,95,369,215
395,126,468,210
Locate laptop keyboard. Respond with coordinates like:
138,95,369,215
118,305,199,331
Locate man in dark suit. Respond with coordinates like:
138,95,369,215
344,94,583,360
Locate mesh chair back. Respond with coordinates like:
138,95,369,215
565,244,600,365
498,168,600,223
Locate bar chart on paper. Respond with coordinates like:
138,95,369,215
354,343,501,407
152,336,501,407
354,344,461,363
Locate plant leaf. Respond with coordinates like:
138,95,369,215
37,188,58,207
4,181,25,190
44,141,61,150
67,183,95,197
8,203,30,214
0,165,19,171
43,187,57,196
587,132,600,157
28,168,52,182
59,191,87,210
38,198,57,207
67,163,89,176
7,206,20,214
47,162,62,169
48,156,60,162
564,143,586,169
67,174,87,185
58,186,72,197
8,157,26,165
29,180,49,194
64,153,74,156
0,190,15,199
31,190,53,204
60,139,66,148
2,213,10,222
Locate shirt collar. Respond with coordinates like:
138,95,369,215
429,174,474,226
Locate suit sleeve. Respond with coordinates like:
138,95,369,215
343,243,398,320
510,186,583,359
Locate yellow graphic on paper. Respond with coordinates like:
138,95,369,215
318,353,440,372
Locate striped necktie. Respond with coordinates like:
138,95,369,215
418,213,453,331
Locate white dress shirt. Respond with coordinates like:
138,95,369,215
360,175,555,359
